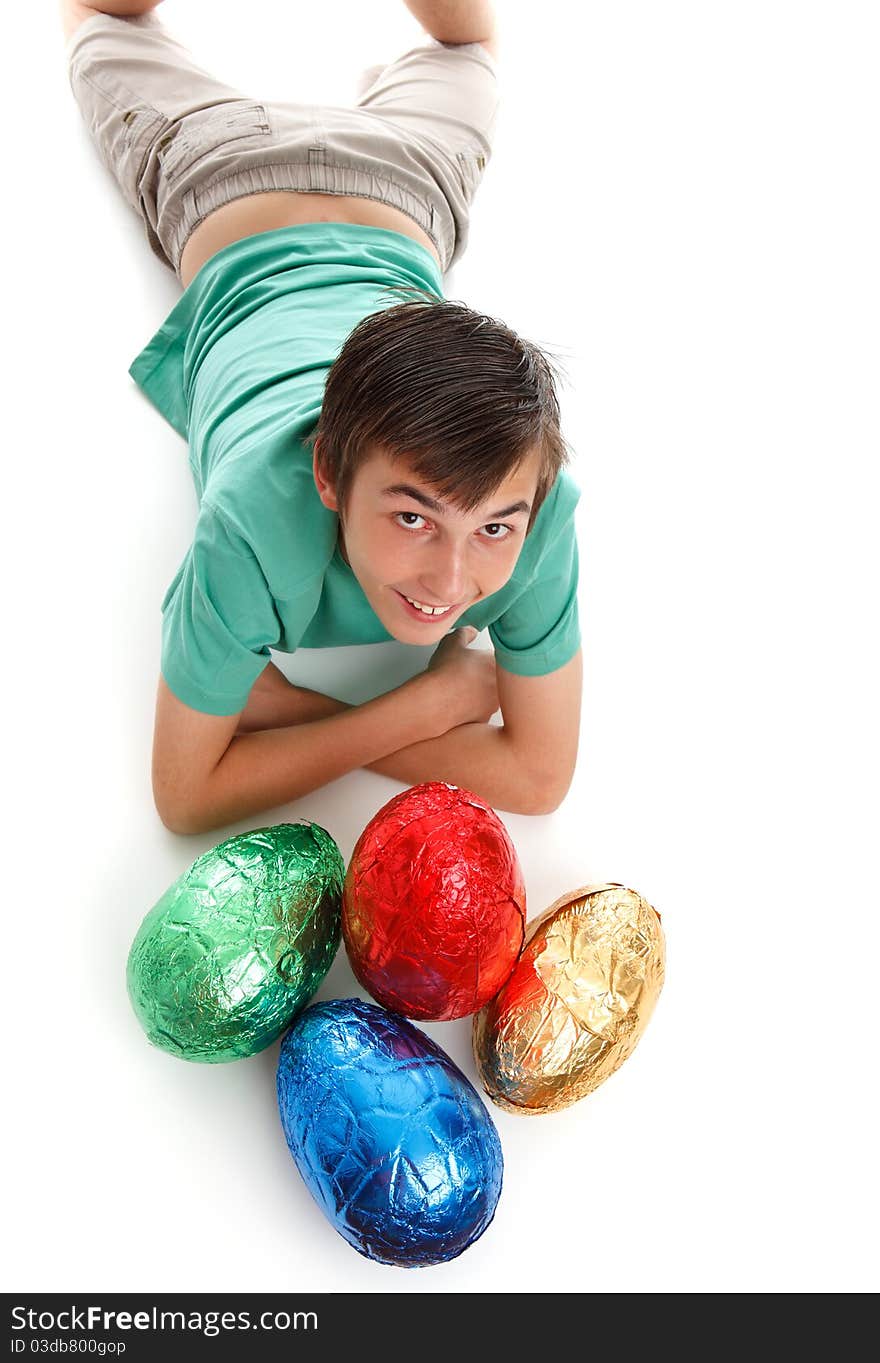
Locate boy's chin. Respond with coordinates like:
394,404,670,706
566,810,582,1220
387,623,442,645
384,614,449,647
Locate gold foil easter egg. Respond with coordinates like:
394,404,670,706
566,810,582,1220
472,882,665,1114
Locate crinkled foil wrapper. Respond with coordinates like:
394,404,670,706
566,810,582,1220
277,998,503,1267
342,782,526,1021
472,882,665,1114
127,822,344,1063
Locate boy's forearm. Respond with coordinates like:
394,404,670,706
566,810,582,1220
181,675,437,835
365,723,549,816
233,663,549,817
235,665,348,733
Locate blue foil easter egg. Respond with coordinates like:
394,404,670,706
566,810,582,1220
276,999,503,1267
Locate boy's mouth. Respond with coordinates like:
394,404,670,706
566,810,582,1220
393,590,459,622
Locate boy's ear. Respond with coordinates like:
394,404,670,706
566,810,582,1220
312,438,340,512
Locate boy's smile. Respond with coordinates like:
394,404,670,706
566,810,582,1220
313,444,543,643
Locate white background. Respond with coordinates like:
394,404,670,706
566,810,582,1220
5,0,878,1294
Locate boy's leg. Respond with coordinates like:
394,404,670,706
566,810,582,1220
63,0,500,276
60,0,165,45
64,5,265,272
400,0,498,58
353,26,500,271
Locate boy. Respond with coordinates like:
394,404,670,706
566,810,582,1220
62,0,583,834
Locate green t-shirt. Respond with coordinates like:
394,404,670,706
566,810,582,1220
129,223,581,716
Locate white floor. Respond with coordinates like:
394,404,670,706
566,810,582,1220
6,0,877,1293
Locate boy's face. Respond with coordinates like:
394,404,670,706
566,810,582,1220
313,443,543,644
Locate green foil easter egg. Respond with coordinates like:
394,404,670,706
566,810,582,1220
127,822,344,1063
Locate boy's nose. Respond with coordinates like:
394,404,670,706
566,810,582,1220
419,547,471,605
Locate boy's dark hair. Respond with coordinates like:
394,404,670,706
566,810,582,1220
305,289,572,533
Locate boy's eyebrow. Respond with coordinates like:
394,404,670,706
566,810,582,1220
381,483,532,519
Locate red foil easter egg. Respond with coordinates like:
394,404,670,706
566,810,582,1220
343,783,527,1021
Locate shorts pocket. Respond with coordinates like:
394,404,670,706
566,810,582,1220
156,101,272,186
455,147,489,201
121,105,171,188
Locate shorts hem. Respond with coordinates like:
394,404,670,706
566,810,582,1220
66,9,162,66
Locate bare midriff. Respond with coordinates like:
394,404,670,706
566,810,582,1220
178,191,443,288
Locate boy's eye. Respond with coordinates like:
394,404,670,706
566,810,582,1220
394,513,514,539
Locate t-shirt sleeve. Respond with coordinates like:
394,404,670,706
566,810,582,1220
160,502,280,715
488,509,581,677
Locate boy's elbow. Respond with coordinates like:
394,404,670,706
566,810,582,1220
497,774,568,817
529,765,575,816
529,785,567,816
153,783,209,837
155,794,194,836
499,736,576,815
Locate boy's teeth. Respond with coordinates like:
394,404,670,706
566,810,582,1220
404,596,449,616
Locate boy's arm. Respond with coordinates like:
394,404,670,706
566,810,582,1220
152,629,499,835
153,668,458,836
229,648,583,817
233,663,349,734
368,649,583,814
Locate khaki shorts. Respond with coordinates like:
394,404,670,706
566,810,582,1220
66,11,499,279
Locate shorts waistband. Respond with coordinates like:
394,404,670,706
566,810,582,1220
173,162,448,276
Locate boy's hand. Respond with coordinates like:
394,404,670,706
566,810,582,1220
426,627,499,729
